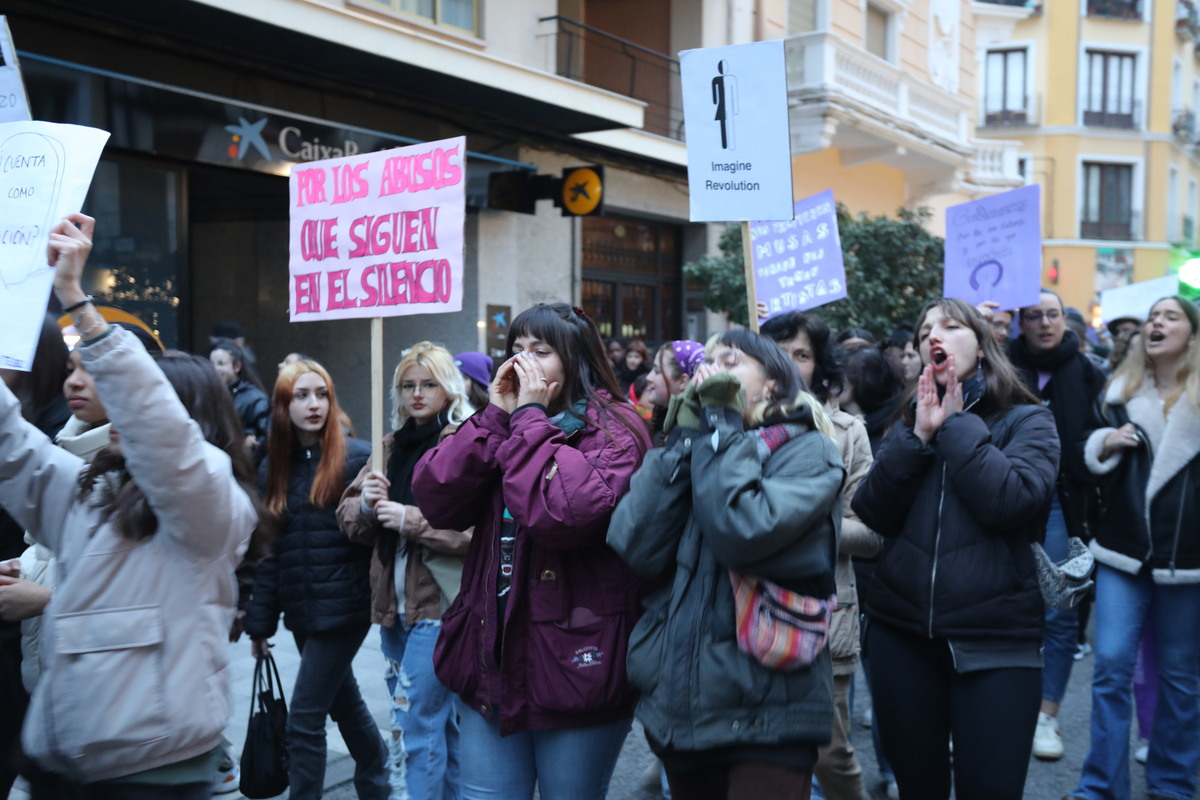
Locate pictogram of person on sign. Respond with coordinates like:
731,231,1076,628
712,60,738,150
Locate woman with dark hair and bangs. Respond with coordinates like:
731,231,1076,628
609,326,843,798
412,302,650,800
851,297,1060,800
0,214,260,797
244,360,389,800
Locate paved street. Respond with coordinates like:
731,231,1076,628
12,627,1196,799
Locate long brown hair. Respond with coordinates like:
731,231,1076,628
264,359,347,515
901,297,1040,426
80,350,267,557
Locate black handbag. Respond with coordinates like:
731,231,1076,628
239,652,290,798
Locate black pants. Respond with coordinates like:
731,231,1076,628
0,636,29,797
666,763,812,800
866,623,1040,800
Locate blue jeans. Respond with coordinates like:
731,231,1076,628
380,620,460,800
456,700,629,800
1074,565,1200,800
290,624,389,800
1041,497,1078,705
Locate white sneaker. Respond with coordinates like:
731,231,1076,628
1135,743,1149,764
213,754,240,794
1033,711,1064,761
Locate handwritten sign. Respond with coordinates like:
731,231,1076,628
1100,275,1180,324
0,122,109,370
288,136,465,322
680,40,794,222
0,18,31,124
750,189,846,316
944,184,1042,310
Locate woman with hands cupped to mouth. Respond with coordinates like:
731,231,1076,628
851,298,1060,800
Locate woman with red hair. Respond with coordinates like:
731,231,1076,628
244,360,388,800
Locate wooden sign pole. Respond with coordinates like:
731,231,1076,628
371,317,384,473
742,221,760,333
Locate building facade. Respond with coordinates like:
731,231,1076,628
976,0,1199,315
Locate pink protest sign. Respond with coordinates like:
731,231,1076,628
288,136,465,321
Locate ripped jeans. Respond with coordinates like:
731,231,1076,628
380,620,461,800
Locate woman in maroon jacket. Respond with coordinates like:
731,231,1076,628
412,303,649,800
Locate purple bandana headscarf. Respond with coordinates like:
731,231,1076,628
671,340,706,378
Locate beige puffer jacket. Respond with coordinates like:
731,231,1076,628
827,405,883,675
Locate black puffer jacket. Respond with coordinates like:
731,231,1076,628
245,437,373,637
851,405,1059,642
231,378,270,442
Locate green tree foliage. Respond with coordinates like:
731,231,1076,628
682,205,945,336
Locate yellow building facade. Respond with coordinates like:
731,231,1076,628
976,0,1199,315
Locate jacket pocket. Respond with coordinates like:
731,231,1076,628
433,600,483,701
51,605,169,757
625,592,668,693
526,588,632,714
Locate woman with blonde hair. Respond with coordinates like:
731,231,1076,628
609,327,844,799
244,360,388,800
1069,296,1200,800
339,342,473,800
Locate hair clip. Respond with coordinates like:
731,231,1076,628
572,305,587,318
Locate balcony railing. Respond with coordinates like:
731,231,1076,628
969,139,1025,187
540,15,683,140
785,32,968,147
1082,211,1140,241
1088,0,1142,19
982,96,1041,128
1083,100,1141,130
1174,108,1196,144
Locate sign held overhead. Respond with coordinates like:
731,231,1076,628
680,40,794,222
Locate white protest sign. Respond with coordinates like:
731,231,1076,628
680,40,793,222
288,136,465,321
1099,275,1179,324
0,18,31,124
0,122,109,370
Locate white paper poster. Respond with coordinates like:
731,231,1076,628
1099,275,1180,324
680,40,794,222
0,122,110,370
0,18,31,124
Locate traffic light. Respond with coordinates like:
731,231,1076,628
1048,260,1060,285
559,166,604,217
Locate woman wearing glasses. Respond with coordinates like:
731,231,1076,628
339,342,474,800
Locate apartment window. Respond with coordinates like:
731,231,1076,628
984,49,1028,126
865,4,889,61
1086,0,1141,19
367,0,478,32
1082,162,1134,240
1188,179,1198,245
1169,167,1180,241
1084,51,1136,129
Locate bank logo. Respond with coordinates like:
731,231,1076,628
224,116,270,161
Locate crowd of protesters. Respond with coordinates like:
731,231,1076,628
1,213,1198,800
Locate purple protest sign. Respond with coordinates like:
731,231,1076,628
944,184,1042,310
749,189,846,317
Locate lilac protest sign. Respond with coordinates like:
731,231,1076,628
288,136,465,322
944,184,1042,310
749,189,846,316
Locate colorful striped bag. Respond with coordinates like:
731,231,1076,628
730,573,837,671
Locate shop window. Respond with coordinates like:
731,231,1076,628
81,159,185,350
1083,50,1137,129
1081,162,1134,240
366,0,478,33
581,216,682,343
984,49,1028,126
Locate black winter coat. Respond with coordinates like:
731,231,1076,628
1083,377,1200,581
851,405,1059,642
231,379,270,443
245,437,373,637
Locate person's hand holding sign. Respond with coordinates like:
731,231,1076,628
47,213,95,307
